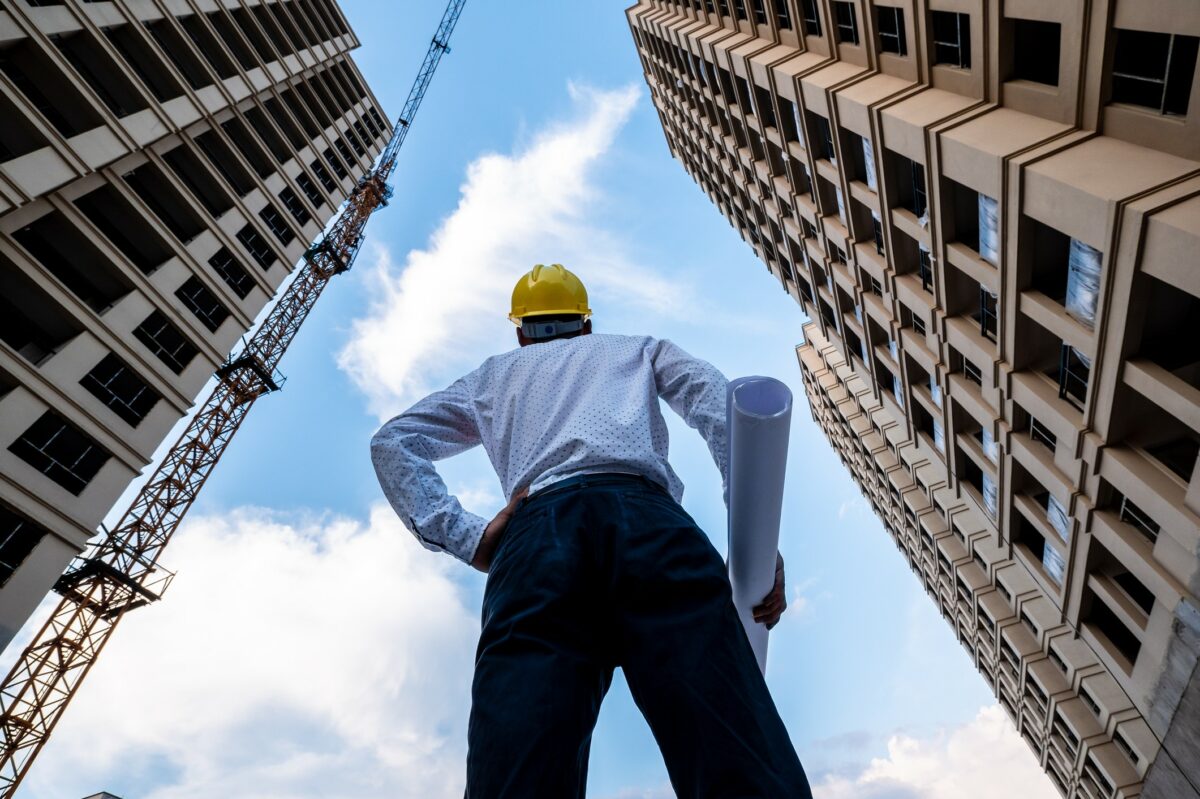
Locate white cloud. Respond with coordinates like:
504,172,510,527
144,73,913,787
23,505,479,799
339,83,655,416
812,705,1059,799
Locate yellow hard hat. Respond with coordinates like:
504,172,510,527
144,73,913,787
508,264,592,324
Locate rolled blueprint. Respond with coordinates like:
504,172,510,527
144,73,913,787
726,376,793,674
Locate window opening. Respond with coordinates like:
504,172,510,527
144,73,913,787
133,310,199,374
1111,30,1199,116
80,353,160,426
8,411,111,495
877,7,906,55
931,12,971,69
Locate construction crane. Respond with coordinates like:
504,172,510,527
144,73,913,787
0,1,467,794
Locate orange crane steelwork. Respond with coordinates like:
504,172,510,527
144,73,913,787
0,2,467,793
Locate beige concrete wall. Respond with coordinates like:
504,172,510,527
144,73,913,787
630,1,1200,796
0,0,389,652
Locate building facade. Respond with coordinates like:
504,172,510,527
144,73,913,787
627,1,1200,797
0,0,389,650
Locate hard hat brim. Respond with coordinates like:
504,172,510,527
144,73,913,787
508,307,593,325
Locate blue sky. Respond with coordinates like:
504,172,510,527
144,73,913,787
9,3,1060,797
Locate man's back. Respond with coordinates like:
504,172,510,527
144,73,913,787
467,333,723,501
370,332,728,564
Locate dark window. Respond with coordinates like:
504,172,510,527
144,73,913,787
145,19,213,91
194,130,255,196
175,276,230,332
221,117,274,179
52,29,148,118
162,145,235,218
334,137,357,170
911,160,928,218
244,105,290,163
237,224,278,269
1116,493,1160,543
73,184,173,275
801,0,822,36
833,2,859,45
310,159,338,192
13,211,132,312
1057,345,1090,409
963,358,983,385
207,9,258,70
0,91,49,163
178,14,237,80
1111,30,1199,116
877,7,907,55
918,248,934,293
0,253,82,365
751,0,766,25
105,23,185,103
343,126,366,157
1030,417,1057,451
912,315,926,336
80,352,160,426
323,147,349,180
932,11,971,69
0,502,49,588
1011,19,1061,85
133,310,198,374
259,204,296,245
8,411,111,495
122,162,206,244
814,115,835,161
0,41,102,137
774,0,792,29
278,186,311,226
208,247,254,299
295,171,324,207
872,215,885,255
978,288,998,341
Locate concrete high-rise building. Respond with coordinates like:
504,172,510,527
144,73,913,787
0,0,389,650
627,1,1200,797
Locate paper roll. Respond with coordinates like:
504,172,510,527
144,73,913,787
726,376,793,674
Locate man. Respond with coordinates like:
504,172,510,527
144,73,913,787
371,264,812,798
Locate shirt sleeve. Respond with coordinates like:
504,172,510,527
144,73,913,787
650,338,730,499
370,375,488,565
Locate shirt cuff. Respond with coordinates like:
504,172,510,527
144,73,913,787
447,511,489,565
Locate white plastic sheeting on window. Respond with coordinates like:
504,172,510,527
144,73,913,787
893,374,905,409
792,105,805,148
1043,544,1066,586
933,418,945,451
1066,239,1102,330
854,304,863,324
861,340,869,361
862,136,877,191
982,472,998,519
1047,493,1070,542
981,427,999,463
978,194,999,265
836,186,846,224
930,375,943,408
889,339,899,361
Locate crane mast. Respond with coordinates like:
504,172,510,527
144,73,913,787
0,2,467,794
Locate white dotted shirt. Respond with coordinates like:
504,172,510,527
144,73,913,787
370,333,730,564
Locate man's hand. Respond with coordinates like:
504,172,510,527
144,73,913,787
471,488,529,573
752,552,787,630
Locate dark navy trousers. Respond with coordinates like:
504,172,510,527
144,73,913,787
465,474,813,798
